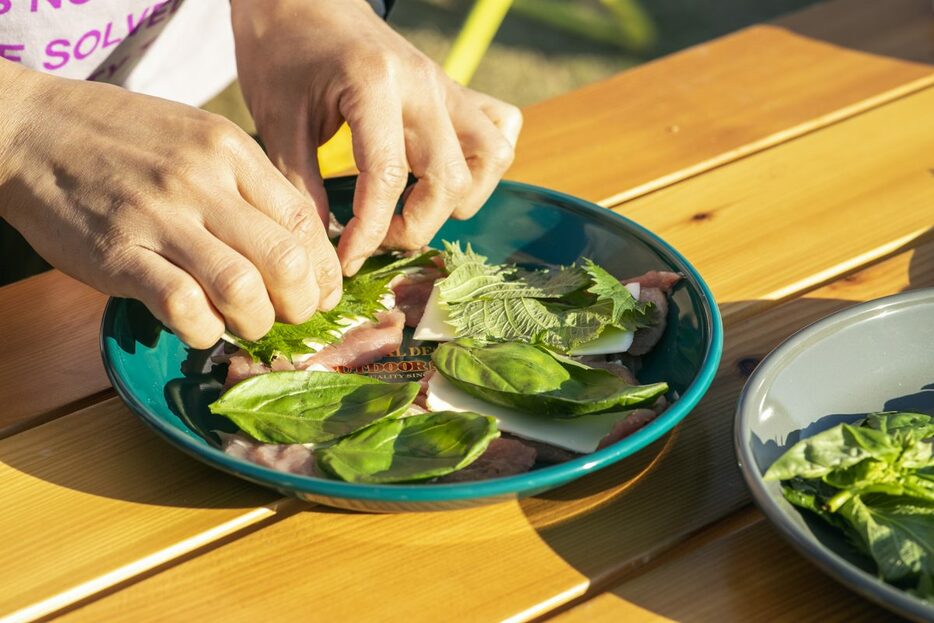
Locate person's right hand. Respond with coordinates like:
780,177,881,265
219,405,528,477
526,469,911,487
0,63,342,348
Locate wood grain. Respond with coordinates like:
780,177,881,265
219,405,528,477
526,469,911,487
613,86,934,314
0,399,286,622
510,0,933,205
0,271,110,437
55,232,934,623
1,2,931,619
2,0,930,441
551,517,904,623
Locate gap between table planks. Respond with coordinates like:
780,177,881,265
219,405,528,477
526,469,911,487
3,74,934,622
1,0,930,438
548,510,905,623
50,223,934,623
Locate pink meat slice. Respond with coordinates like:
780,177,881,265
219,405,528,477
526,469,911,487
501,433,580,464
224,353,294,388
222,309,405,386
436,437,537,483
390,268,443,327
579,360,639,385
299,308,405,371
596,409,659,450
624,270,683,293
628,286,668,356
415,369,436,409
219,432,322,477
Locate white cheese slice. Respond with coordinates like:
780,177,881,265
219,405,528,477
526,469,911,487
412,282,640,355
426,373,628,454
412,285,456,341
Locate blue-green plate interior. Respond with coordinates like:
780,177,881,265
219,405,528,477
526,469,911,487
102,177,723,506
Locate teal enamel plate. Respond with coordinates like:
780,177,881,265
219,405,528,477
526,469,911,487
101,177,723,512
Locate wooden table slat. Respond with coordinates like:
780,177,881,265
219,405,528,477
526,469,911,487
2,0,930,439
614,86,934,315
0,271,109,436
550,516,904,623
512,0,933,206
0,0,930,619
0,400,287,622
51,229,934,623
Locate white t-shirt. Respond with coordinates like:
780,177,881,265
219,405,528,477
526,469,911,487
0,0,388,107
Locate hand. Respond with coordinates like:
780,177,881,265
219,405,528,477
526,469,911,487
231,0,523,275
0,64,342,348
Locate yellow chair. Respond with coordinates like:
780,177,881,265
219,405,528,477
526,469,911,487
317,0,514,177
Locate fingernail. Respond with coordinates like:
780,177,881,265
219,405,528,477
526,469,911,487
321,287,342,311
342,256,365,277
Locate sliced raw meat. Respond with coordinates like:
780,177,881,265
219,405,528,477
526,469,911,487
580,360,639,385
222,310,405,386
596,409,659,450
628,287,668,356
224,354,295,388
415,369,436,409
502,433,581,464
624,270,683,293
298,309,406,371
390,268,442,327
219,432,322,477
435,437,537,483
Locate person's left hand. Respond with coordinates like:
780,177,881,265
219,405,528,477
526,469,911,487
231,0,522,276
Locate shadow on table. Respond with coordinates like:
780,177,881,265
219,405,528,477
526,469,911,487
775,0,934,66
0,231,930,521
516,230,933,621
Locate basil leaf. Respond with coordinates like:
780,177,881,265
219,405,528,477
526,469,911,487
838,494,934,585
822,458,899,491
209,371,419,444
317,411,499,483
782,478,861,541
432,339,668,417
863,412,934,438
764,423,899,481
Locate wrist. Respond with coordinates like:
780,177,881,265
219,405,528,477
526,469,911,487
0,62,51,220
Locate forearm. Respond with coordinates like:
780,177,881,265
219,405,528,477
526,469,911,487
0,59,43,220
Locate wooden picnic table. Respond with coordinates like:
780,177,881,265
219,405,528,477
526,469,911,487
1,0,932,620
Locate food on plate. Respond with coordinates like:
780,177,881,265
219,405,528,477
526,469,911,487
317,411,498,483
765,411,934,601
210,371,419,444
209,242,683,484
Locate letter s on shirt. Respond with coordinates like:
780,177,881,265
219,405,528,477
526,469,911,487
43,38,70,70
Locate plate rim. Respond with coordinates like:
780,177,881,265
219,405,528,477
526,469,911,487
101,178,724,504
734,287,934,622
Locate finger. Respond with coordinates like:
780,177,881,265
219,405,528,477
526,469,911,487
336,88,408,276
461,88,523,148
231,144,343,310
203,196,321,324
117,248,226,349
382,98,471,250
260,115,331,226
158,226,276,341
449,105,514,220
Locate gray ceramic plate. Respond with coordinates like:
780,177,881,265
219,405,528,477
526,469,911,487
735,288,934,622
